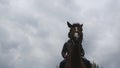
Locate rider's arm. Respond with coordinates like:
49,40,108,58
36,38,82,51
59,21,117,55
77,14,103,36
81,45,85,56
61,42,67,58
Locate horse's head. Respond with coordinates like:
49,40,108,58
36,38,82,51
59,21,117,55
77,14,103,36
67,21,83,42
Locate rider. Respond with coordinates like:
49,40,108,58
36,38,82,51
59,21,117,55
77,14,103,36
59,22,91,68
60,40,86,68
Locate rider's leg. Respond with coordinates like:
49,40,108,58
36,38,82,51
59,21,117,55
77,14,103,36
59,60,66,68
82,58,91,68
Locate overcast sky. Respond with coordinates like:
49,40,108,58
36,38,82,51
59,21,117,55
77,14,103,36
0,0,120,68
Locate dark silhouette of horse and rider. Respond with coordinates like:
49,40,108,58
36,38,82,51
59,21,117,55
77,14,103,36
59,22,91,68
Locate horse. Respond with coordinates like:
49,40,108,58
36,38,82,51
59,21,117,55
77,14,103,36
65,22,86,68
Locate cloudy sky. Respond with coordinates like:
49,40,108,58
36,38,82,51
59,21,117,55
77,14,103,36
0,0,120,68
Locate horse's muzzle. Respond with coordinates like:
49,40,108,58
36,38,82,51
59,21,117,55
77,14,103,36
74,32,79,39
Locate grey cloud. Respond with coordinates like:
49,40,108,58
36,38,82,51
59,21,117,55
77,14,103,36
0,0,120,68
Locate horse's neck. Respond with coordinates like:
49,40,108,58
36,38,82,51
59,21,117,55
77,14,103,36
71,40,82,68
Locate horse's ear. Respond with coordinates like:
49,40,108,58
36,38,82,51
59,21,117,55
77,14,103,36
80,24,83,27
67,21,72,28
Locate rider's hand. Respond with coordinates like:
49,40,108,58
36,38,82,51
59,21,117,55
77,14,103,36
64,55,69,60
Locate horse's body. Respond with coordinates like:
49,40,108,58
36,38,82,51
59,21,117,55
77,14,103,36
65,22,86,68
65,40,86,68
